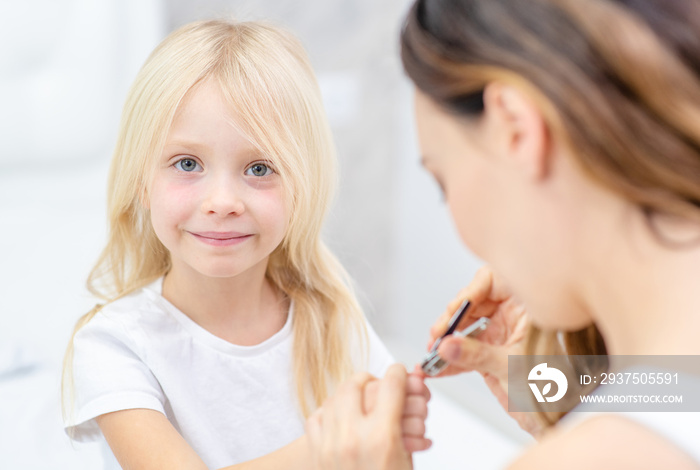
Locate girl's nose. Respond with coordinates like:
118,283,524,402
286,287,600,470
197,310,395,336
200,177,245,216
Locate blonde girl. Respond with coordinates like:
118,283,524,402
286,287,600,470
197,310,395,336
63,19,428,470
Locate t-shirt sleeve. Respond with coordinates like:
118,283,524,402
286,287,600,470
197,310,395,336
65,312,166,442
359,319,395,378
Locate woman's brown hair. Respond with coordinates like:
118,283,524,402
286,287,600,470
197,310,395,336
401,0,700,425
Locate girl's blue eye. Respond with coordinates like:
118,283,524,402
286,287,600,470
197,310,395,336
245,163,274,177
175,158,201,172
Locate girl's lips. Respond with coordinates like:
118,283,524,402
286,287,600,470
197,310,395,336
193,231,250,239
189,231,253,246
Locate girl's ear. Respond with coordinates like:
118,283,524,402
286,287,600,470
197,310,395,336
482,82,550,180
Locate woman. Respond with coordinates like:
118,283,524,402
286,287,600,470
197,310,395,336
306,0,700,468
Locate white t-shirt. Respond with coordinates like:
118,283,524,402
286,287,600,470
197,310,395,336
65,278,394,469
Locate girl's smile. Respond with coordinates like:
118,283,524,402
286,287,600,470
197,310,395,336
187,231,254,247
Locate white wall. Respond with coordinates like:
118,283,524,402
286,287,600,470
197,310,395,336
0,0,166,363
0,2,166,467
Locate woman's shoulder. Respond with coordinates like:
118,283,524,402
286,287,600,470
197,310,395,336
509,413,700,470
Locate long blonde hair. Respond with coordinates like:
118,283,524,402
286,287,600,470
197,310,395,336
401,0,700,425
63,19,367,420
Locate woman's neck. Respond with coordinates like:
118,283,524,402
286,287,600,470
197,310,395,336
161,260,289,346
583,210,700,355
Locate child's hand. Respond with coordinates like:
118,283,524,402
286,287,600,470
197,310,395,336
363,370,432,453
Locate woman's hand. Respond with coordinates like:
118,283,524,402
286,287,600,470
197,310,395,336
306,364,422,470
421,266,543,437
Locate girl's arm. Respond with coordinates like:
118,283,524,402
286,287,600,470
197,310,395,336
97,373,430,470
97,409,309,470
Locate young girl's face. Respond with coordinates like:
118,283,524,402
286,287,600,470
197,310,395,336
147,78,288,280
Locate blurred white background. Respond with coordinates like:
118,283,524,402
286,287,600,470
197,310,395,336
0,1,530,468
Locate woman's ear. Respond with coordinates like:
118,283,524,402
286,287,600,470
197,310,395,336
482,82,550,180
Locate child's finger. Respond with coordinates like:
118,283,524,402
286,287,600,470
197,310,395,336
403,436,433,453
412,363,429,379
401,416,426,437
402,395,428,419
406,374,431,401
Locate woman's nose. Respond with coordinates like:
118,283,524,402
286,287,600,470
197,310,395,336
200,176,245,216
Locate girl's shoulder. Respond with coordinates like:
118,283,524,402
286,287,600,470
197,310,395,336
77,279,169,344
509,413,700,470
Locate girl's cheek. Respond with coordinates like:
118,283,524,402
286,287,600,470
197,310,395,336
148,179,200,223
169,181,199,206
249,183,285,208
158,178,199,205
255,187,289,231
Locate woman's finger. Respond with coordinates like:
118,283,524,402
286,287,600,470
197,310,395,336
437,335,507,377
305,408,324,469
366,371,429,418
375,364,408,424
429,266,496,340
305,408,322,441
336,372,374,417
363,379,380,413
483,372,509,409
349,371,376,387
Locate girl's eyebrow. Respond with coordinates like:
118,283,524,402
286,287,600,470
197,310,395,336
163,139,268,161
162,140,208,153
